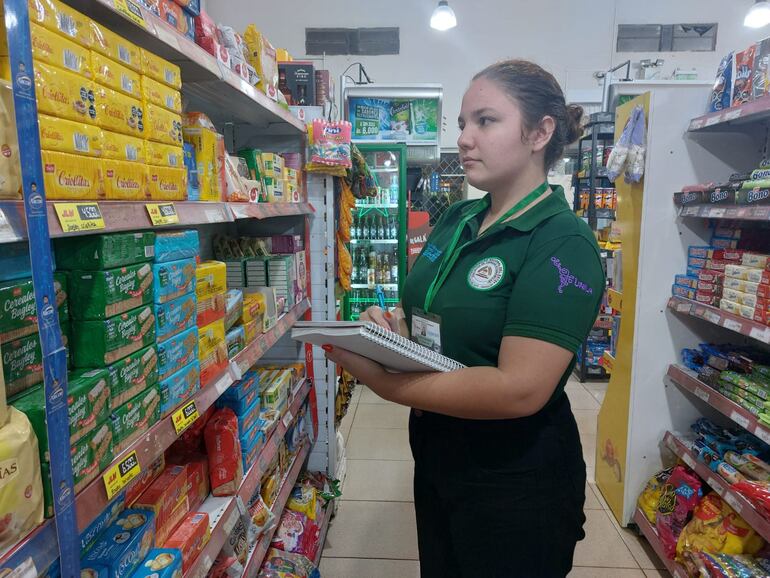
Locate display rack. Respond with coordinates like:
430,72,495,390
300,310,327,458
678,202,770,221
667,295,770,344
688,94,770,131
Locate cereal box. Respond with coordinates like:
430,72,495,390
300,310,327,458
130,549,181,578
155,292,196,342
31,22,91,77
97,85,144,137
101,131,145,163
56,232,155,270
159,361,200,417
145,141,183,168
90,23,141,72
157,326,198,380
110,385,161,453
104,159,149,200
0,272,67,343
147,166,186,200
164,512,210,572
140,76,181,114
41,150,104,200
29,0,92,47
69,263,153,320
82,509,156,578
152,258,196,303
34,60,96,123
91,52,141,99
38,114,103,157
71,304,155,367
140,49,181,89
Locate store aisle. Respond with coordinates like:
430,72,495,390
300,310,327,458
320,380,669,577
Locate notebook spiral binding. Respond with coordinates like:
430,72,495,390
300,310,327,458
364,322,465,372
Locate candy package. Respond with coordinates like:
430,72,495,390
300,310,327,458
287,485,318,521
710,53,734,112
734,480,770,517
656,465,703,559
259,548,320,578
733,45,757,107
309,120,351,168
637,467,673,524
271,510,321,561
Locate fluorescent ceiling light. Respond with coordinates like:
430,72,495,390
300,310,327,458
430,0,457,31
745,0,770,28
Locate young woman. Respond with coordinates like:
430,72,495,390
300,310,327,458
323,59,605,577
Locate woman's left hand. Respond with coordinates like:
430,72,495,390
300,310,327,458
322,345,393,400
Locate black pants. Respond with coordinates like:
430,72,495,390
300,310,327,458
408,393,586,578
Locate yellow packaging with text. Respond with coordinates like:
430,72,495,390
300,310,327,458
261,153,283,179
101,130,145,163
0,58,9,81
146,104,182,146
196,261,226,300
145,141,183,168
140,48,181,89
38,114,102,157
29,0,92,47
0,79,21,199
141,76,181,114
91,52,141,99
198,318,225,359
42,150,103,200
96,85,144,137
90,23,141,72
148,166,186,200
31,23,91,78
103,159,148,200
34,60,97,124
183,126,219,201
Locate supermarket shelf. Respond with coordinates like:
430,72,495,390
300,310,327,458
632,508,688,578
607,289,622,312
666,364,770,445
350,284,398,290
60,0,305,133
663,431,770,542
313,505,333,567
667,295,770,344
688,96,770,132
355,204,399,209
229,203,314,220
232,299,311,376
241,440,311,578
601,351,615,373
349,239,399,244
678,202,770,221
187,381,311,578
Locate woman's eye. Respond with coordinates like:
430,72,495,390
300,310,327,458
479,117,494,126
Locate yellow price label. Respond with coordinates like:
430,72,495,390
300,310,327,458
54,203,105,233
103,451,141,500
172,400,199,435
112,0,148,28
146,203,180,226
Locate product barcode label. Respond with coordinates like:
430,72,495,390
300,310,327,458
708,476,725,496
682,452,696,468
694,387,710,403
755,425,770,444
121,75,134,94
118,45,131,64
73,132,90,153
750,326,770,342
724,492,743,513
703,310,721,324
126,145,138,162
63,49,79,72
730,410,751,429
723,318,743,332
705,115,721,127
724,109,742,121
56,12,77,37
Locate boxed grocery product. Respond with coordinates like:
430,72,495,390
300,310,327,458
34,60,96,123
42,149,104,200
133,464,188,538
104,160,148,200
176,0,201,15
107,345,158,409
155,292,196,342
687,246,712,259
241,293,266,325
71,422,113,492
82,509,156,578
131,549,181,578
125,455,165,506
733,45,757,107
157,326,198,380
261,153,284,180
225,289,243,331
71,304,155,367
711,236,740,250
159,361,200,417
196,292,225,328
154,231,199,263
278,61,315,106
3,323,69,397
242,318,261,343
92,52,142,99
81,493,126,553
199,321,227,384
56,232,155,270
69,263,153,319
147,165,186,200
101,131,145,163
140,76,182,114
723,286,769,310
38,114,103,157
698,269,725,284
146,104,182,146
196,261,226,300
0,273,67,343
268,256,296,308
261,373,289,413
725,264,770,284
184,454,209,509
110,386,161,453
158,0,194,41
146,141,184,168
241,428,264,469
29,0,92,47
140,49,181,89
90,24,142,72
225,326,245,358
182,124,220,201
722,277,770,299
31,22,91,77
155,494,189,547
204,408,243,496
97,85,144,137
221,369,259,401
152,258,195,303
199,318,225,356
163,512,209,571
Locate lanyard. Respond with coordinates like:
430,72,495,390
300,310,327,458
423,182,550,313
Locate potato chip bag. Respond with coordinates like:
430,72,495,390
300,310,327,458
656,465,703,559
637,467,673,524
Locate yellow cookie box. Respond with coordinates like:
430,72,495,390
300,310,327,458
31,23,91,78
196,261,226,300
42,150,104,200
90,23,141,72
96,85,144,137
101,130,145,163
34,60,97,124
147,166,186,200
183,126,219,201
140,48,181,90
0,79,21,199
91,52,141,100
198,318,225,359
29,0,92,48
38,114,102,157
141,76,181,114
104,159,148,200
145,141,183,168
146,104,182,146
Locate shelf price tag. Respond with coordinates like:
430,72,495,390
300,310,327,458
282,410,294,429
103,451,141,499
723,318,743,332
111,0,148,28
54,203,105,233
703,310,721,325
729,410,751,430
750,326,770,342
694,387,710,403
724,492,743,513
146,203,179,226
172,400,199,434
755,425,770,445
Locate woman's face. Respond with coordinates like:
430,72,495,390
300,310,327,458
458,77,539,192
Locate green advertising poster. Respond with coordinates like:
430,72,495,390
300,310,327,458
349,98,439,142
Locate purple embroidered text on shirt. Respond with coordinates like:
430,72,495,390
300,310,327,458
551,257,593,295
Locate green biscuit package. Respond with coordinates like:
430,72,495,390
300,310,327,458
41,462,53,519
107,345,158,410
0,273,68,344
721,371,770,401
2,321,70,397
56,232,155,270
110,385,160,453
69,263,154,320
72,305,155,367
71,422,113,493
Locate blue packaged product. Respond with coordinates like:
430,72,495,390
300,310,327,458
218,381,260,415
82,509,156,578
229,397,261,439
686,266,702,278
157,326,198,380
0,242,55,282
240,416,264,452
159,361,200,416
672,284,697,300
154,231,200,263
130,549,182,578
81,493,127,553
183,142,199,200
178,0,200,16
687,255,707,269
152,258,196,304
221,370,260,402
711,236,740,250
155,292,196,342
710,53,734,113
688,246,713,259
674,275,699,290
242,430,265,469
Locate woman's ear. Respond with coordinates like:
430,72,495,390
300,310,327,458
528,115,556,154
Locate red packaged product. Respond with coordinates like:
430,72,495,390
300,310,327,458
711,249,745,262
697,269,724,284
655,465,703,559
158,0,192,38
696,281,722,295
204,408,243,496
125,454,165,506
733,45,757,106
695,293,720,306
194,10,217,41
170,406,215,455
164,511,211,572
133,465,189,535
166,452,210,510
157,494,190,545
706,259,730,272
270,509,321,561
733,480,770,517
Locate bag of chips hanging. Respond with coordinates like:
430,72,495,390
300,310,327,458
655,465,703,559
638,467,674,524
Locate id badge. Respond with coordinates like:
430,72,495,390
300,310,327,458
411,308,442,354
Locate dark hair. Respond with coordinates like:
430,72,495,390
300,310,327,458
473,59,583,170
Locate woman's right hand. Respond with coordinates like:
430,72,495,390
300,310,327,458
360,306,403,334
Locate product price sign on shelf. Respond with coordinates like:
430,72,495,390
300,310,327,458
172,400,199,434
723,318,743,332
146,203,180,226
755,425,770,445
110,0,148,28
103,451,141,499
694,386,710,403
54,202,105,233
730,410,751,430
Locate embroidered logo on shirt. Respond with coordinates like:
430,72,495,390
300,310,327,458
423,243,443,262
551,257,593,295
467,257,505,291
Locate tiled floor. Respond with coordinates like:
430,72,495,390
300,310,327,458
321,379,668,577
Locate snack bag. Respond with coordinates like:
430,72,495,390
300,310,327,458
637,467,673,524
0,80,21,199
309,120,352,168
204,408,243,496
734,480,770,518
260,548,320,578
249,494,277,540
755,39,770,100
656,465,703,559
733,45,757,107
271,510,320,561
243,26,278,98
710,53,734,112
287,485,318,521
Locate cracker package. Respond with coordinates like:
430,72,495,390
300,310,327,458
81,493,126,553
107,345,158,409
3,323,69,397
159,361,200,417
34,60,97,124
41,150,104,200
29,0,92,47
71,422,113,492
132,464,188,542
141,76,182,114
69,263,153,319
101,131,145,163
147,165,186,200
140,49,181,89
182,124,220,201
97,85,145,137
243,25,277,98
71,304,155,367
0,272,67,344
155,292,196,342
733,45,756,107
104,159,149,200
145,104,182,147
153,258,196,303
125,455,164,507
145,141,184,169
157,326,198,380
0,80,21,199
30,22,91,78
56,232,155,270
204,408,243,496
91,52,142,100
131,549,182,578
90,23,142,72
82,509,156,578
196,261,226,300
38,114,103,157
164,512,210,573
710,53,734,112
154,231,199,264
110,385,161,453
197,292,225,328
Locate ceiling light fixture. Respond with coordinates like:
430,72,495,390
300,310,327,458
430,0,457,31
745,0,770,28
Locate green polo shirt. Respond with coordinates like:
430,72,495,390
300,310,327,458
402,185,604,405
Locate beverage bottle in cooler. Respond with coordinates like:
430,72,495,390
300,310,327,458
391,248,399,285
389,215,398,239
390,180,399,204
377,215,385,240
382,253,391,284
358,248,368,284
368,250,377,289
351,248,359,283
351,214,358,240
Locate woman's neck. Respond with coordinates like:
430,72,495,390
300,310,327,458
487,167,548,220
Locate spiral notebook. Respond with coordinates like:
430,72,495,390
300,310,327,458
291,321,465,373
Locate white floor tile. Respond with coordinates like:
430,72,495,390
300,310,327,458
346,428,413,461
573,510,638,568
566,384,601,410
573,409,599,438
319,557,420,578
352,403,410,429
342,459,414,502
